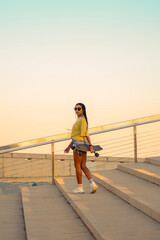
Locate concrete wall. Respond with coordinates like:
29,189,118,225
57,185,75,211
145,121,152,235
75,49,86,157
0,157,3,178
0,153,145,180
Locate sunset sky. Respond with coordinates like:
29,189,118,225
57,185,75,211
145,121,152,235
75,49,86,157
0,0,160,153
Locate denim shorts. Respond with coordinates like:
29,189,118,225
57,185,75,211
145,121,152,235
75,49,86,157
72,140,89,148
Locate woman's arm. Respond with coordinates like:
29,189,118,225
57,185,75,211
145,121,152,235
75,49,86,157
86,136,94,153
64,140,73,153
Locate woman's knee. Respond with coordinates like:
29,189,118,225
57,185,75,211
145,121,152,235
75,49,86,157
75,167,82,176
81,164,88,171
74,163,81,171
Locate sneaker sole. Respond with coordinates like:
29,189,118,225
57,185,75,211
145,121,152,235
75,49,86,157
90,186,98,194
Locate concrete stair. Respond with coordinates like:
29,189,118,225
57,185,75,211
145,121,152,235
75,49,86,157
118,162,160,185
92,169,160,222
56,176,160,240
21,184,95,240
0,193,26,240
146,157,160,166
1,159,160,240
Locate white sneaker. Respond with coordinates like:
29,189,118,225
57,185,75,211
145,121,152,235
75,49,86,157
71,187,84,194
90,183,98,194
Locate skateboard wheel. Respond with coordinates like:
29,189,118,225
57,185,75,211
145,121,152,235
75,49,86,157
95,153,99,157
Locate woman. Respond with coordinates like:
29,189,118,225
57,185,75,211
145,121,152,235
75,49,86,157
64,103,98,194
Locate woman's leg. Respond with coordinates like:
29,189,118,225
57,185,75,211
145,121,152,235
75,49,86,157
81,152,98,193
81,152,92,180
73,150,97,194
73,150,83,184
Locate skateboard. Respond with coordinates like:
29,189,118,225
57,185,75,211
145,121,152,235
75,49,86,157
71,144,103,157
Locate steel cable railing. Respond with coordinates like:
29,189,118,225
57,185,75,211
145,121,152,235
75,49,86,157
0,115,160,194
0,136,159,180
94,134,132,144
0,159,74,193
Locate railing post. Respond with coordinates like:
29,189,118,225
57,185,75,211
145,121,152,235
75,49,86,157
51,142,55,184
69,159,72,176
2,155,4,178
133,126,138,163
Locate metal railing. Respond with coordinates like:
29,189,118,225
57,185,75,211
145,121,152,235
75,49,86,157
0,114,160,184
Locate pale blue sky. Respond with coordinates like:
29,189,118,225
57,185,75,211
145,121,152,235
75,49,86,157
0,0,160,151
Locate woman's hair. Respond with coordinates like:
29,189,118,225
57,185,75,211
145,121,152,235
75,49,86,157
76,103,88,127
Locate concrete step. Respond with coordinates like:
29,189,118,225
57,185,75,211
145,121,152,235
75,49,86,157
118,162,160,185
146,157,160,166
92,169,160,223
56,176,160,240
0,193,26,240
21,184,95,240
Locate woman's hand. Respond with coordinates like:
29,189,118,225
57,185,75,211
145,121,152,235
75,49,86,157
64,140,73,153
64,146,70,153
90,145,95,153
86,136,94,153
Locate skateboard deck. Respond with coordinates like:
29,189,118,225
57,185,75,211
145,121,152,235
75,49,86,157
71,144,102,157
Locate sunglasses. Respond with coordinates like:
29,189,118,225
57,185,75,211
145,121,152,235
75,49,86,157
74,107,82,111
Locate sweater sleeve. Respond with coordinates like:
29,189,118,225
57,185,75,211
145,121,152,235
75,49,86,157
80,118,89,137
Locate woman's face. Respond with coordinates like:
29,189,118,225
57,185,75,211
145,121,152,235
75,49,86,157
75,104,83,117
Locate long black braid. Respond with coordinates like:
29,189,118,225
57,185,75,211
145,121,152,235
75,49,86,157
75,103,88,128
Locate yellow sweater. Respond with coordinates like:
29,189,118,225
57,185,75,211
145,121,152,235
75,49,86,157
71,117,89,141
